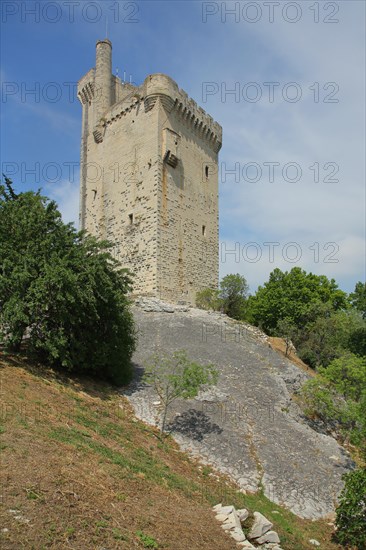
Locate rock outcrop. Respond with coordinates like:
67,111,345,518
124,301,354,520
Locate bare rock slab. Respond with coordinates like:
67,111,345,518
126,307,355,519
248,512,273,539
255,530,281,544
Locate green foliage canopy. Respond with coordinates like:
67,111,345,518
335,467,366,548
219,273,249,319
246,267,348,334
299,353,366,452
0,179,135,385
349,281,366,319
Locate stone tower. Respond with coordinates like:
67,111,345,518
77,40,222,304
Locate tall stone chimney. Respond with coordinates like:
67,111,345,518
94,39,112,125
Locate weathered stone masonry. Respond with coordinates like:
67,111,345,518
77,39,222,304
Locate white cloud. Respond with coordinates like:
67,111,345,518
208,1,366,292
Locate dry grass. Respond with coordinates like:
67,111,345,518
0,353,342,549
268,337,316,376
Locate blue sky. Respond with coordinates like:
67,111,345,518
1,0,365,293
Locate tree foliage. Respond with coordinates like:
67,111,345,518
195,274,249,320
349,281,366,319
219,273,249,319
334,467,366,549
195,287,221,311
275,317,297,357
143,350,218,433
299,354,366,452
0,178,135,385
296,309,366,369
245,267,348,335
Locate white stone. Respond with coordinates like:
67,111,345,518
237,542,255,549
309,539,320,547
231,527,246,542
219,505,235,515
255,530,281,544
237,508,249,522
222,523,235,531
215,513,229,522
248,512,273,540
223,511,242,530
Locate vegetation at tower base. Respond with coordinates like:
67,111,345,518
142,350,218,433
195,273,249,319
334,467,366,548
219,273,249,319
0,177,135,385
198,268,365,368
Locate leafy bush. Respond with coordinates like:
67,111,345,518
334,468,366,548
299,376,343,422
299,354,366,453
195,274,249,320
318,354,366,401
0,178,136,385
219,274,249,320
195,287,221,311
246,267,348,335
143,350,218,432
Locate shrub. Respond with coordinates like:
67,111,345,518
143,350,218,432
195,287,221,311
334,468,366,548
0,178,136,385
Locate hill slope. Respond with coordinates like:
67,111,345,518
128,304,354,520
0,355,342,549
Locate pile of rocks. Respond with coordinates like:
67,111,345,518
134,297,190,313
213,505,283,549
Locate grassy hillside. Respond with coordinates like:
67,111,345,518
0,354,342,549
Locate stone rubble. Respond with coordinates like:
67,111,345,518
134,297,270,343
134,296,190,313
213,503,284,549
248,512,273,539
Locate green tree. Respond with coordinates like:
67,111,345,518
0,178,135,385
246,267,348,335
318,354,366,401
334,467,366,548
348,326,366,357
195,287,221,311
275,317,297,357
297,310,366,368
299,353,366,452
219,273,249,320
142,350,218,433
349,281,366,319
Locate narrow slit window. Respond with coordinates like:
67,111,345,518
202,225,206,236
205,165,209,178
129,213,134,225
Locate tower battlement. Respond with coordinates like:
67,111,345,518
77,40,222,304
